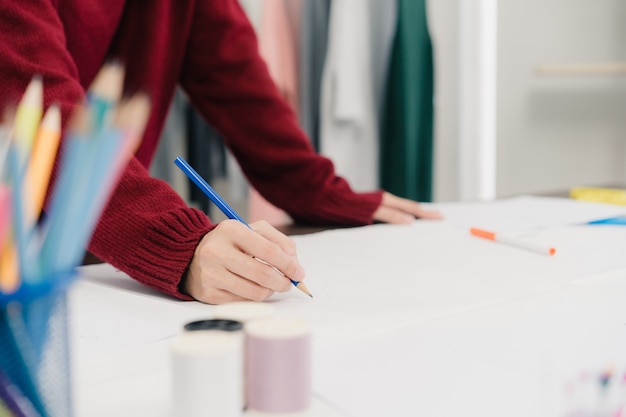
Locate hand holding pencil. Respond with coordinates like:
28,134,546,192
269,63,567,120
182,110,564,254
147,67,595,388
175,157,309,304
183,219,308,304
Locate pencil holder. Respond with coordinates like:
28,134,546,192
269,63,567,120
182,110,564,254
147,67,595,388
0,273,76,417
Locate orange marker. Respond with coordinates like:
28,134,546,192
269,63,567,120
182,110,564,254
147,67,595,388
470,227,556,256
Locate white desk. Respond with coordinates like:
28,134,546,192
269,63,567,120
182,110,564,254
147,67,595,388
70,275,347,417
70,197,626,417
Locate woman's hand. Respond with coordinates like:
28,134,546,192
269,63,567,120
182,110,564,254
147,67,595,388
372,192,442,224
182,220,306,304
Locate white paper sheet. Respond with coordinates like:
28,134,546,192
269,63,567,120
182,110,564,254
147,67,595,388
279,221,626,349
433,195,626,233
312,268,626,417
69,280,214,386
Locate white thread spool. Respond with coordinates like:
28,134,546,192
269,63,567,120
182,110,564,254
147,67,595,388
170,331,243,417
214,302,276,323
245,318,312,414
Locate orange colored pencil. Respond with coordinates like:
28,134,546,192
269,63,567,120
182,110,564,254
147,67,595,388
0,242,19,294
24,104,61,223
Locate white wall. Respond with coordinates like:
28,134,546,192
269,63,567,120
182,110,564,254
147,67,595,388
430,0,626,201
429,0,461,202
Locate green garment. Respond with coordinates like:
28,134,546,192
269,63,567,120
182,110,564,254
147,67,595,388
381,0,434,202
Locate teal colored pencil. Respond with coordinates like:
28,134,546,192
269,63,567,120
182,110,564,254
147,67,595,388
60,128,124,269
39,134,92,276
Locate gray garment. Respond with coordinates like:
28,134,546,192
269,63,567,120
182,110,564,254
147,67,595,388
368,0,397,121
318,0,397,191
151,90,189,200
298,0,331,151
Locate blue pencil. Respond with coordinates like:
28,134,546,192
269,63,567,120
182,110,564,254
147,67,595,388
0,369,41,417
174,156,312,298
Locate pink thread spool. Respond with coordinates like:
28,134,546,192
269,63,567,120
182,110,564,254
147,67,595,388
245,318,311,414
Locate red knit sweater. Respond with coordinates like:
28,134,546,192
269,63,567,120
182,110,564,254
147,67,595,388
0,0,383,299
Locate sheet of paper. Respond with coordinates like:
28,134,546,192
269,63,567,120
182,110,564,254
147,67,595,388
281,221,626,347
312,267,626,417
69,280,214,385
432,195,626,233
76,218,626,352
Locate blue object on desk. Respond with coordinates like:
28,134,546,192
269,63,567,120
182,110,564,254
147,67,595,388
588,216,626,225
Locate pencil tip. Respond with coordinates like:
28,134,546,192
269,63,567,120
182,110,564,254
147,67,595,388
40,104,61,130
20,75,43,106
89,62,126,102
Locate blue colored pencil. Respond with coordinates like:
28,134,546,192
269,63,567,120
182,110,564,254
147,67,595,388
174,157,247,224
39,134,92,277
0,369,41,417
174,156,312,298
0,314,45,417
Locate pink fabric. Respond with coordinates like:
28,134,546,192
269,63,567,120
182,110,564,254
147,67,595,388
258,0,300,111
248,187,290,226
250,0,303,225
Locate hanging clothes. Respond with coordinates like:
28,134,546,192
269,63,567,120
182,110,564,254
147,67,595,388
186,102,227,215
238,0,264,32
298,0,331,150
151,89,189,198
368,0,398,125
258,0,301,111
249,0,303,225
319,0,397,192
380,0,434,202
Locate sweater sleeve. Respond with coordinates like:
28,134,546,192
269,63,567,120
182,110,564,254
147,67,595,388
0,0,83,126
179,0,383,226
0,0,213,299
88,159,215,299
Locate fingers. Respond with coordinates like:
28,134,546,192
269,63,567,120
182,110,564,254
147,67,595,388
373,192,443,223
250,220,297,256
372,206,414,224
246,220,305,282
227,254,293,293
185,269,275,305
184,220,306,304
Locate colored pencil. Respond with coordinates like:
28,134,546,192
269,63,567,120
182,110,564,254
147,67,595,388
0,242,19,295
40,63,125,276
23,104,61,225
13,77,43,167
61,94,150,269
0,369,41,417
86,62,125,131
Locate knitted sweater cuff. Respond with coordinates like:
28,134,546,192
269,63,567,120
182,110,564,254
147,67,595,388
90,206,216,301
